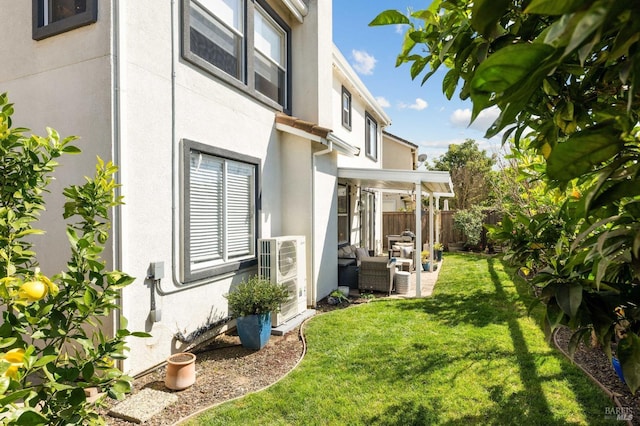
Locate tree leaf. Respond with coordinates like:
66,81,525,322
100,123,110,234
618,332,640,394
471,43,555,95
471,0,511,37
546,124,623,181
369,10,410,26
555,282,582,317
470,43,554,122
15,409,48,426
545,299,565,331
525,0,589,15
61,145,81,154
591,180,640,210
441,69,459,100
564,4,607,57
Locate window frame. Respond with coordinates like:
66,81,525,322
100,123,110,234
182,139,261,283
341,86,352,130
32,0,98,41
365,112,378,161
337,184,349,245
181,0,292,114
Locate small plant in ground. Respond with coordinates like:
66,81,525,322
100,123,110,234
359,292,375,300
328,290,349,305
0,93,148,425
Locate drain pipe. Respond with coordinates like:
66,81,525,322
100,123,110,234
155,0,215,296
112,0,124,368
311,141,333,306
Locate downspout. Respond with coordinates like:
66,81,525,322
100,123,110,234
311,141,333,306
160,0,211,295
112,0,123,367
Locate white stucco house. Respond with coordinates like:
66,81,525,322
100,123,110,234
0,0,453,375
381,131,420,212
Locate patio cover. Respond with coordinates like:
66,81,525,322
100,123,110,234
338,167,455,297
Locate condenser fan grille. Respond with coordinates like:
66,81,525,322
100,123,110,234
278,240,297,277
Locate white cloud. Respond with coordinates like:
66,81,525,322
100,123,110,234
449,106,501,132
398,98,428,111
376,96,391,108
351,49,377,75
395,24,405,34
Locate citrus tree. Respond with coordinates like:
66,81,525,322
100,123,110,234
371,1,640,392
0,93,148,424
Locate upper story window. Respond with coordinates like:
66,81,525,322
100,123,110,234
365,112,378,161
32,0,98,40
182,0,291,113
254,5,286,106
341,86,352,130
183,140,260,282
337,184,349,245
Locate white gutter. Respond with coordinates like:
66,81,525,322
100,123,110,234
275,122,360,157
327,133,360,157
281,0,308,23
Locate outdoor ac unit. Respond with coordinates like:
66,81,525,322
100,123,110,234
258,236,307,327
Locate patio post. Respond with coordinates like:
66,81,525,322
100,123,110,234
435,195,441,244
415,181,422,297
429,194,434,272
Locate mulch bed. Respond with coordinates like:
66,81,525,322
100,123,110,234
554,326,639,424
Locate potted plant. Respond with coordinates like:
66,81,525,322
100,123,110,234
433,242,444,261
225,276,289,350
420,250,431,271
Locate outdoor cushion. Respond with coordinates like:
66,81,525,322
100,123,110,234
355,247,369,260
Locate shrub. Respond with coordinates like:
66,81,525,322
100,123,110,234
0,93,148,425
225,276,289,318
453,206,484,246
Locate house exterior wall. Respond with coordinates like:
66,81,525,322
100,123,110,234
0,1,114,277
382,139,415,170
331,47,389,254
0,0,385,375
0,1,116,342
116,0,317,373
382,133,418,212
0,0,335,375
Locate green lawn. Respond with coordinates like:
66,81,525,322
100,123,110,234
184,254,617,425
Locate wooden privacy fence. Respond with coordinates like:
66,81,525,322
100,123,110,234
382,210,501,251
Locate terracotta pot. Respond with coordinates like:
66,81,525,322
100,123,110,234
165,352,196,390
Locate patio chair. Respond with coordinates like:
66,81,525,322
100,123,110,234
358,257,396,295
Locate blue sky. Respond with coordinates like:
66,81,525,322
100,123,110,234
332,1,503,163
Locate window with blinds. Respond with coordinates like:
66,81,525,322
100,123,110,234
186,147,257,279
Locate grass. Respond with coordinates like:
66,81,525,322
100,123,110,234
184,254,616,425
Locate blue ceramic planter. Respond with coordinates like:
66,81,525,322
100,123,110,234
612,356,626,384
236,313,272,350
